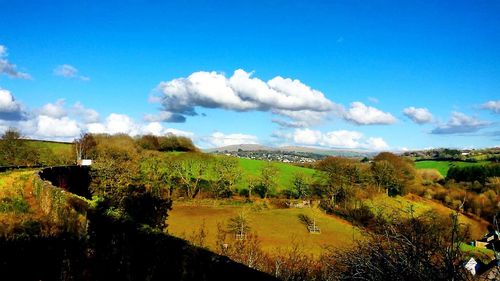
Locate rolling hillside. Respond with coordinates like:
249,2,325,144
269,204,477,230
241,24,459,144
414,160,490,177
237,158,316,191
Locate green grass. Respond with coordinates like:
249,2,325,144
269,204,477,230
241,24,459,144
237,158,316,191
364,193,488,239
168,201,361,256
460,243,495,263
414,160,489,177
167,152,317,192
25,139,72,151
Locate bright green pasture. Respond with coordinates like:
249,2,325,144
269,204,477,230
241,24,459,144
414,160,488,177
237,158,316,191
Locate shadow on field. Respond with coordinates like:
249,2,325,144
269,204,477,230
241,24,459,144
0,208,277,281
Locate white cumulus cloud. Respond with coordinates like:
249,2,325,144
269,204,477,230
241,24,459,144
35,115,81,138
0,45,31,79
38,99,67,118
290,128,389,150
87,113,140,135
343,102,396,125
480,100,500,114
72,102,100,123
0,88,26,121
86,114,194,138
403,107,434,124
156,69,337,126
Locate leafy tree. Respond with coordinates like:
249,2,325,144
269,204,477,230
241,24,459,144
227,212,251,239
139,153,176,198
211,156,242,198
0,128,38,166
246,174,260,199
89,134,141,200
323,211,470,281
136,134,160,150
372,152,416,196
291,171,311,199
171,153,211,198
371,160,400,195
121,185,172,230
315,157,359,206
73,133,97,161
256,162,279,198
158,134,198,152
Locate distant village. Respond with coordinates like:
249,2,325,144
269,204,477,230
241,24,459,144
212,149,324,163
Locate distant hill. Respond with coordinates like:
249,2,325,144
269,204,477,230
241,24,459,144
205,144,374,158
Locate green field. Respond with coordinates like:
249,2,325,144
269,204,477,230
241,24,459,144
25,140,72,152
364,193,488,239
414,160,488,177
237,158,316,191
168,200,361,256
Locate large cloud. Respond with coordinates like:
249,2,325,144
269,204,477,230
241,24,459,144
0,88,26,121
290,128,389,150
0,89,193,141
72,102,100,123
35,115,81,138
53,64,90,81
201,132,259,147
0,45,31,79
86,114,194,138
38,99,67,118
87,113,140,135
343,102,397,125
431,112,491,134
156,69,337,126
403,107,434,124
480,100,500,114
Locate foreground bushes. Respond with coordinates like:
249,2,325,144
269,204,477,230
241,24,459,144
183,210,472,281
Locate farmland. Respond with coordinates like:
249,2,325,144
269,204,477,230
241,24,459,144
414,160,490,177
168,200,361,256
237,158,316,191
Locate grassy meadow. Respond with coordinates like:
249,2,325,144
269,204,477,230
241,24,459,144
167,200,361,256
414,160,489,177
237,158,316,191
364,193,488,239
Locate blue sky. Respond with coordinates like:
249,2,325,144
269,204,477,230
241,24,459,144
0,0,498,150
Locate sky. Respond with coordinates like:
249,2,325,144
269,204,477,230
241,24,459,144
0,0,499,150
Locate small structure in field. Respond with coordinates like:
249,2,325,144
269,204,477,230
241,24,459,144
472,227,499,250
298,213,321,234
287,200,311,209
80,159,92,166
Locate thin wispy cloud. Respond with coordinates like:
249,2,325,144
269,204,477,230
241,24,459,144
431,112,491,134
53,64,90,81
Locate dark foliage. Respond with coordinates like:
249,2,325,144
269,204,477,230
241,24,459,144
447,164,500,185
